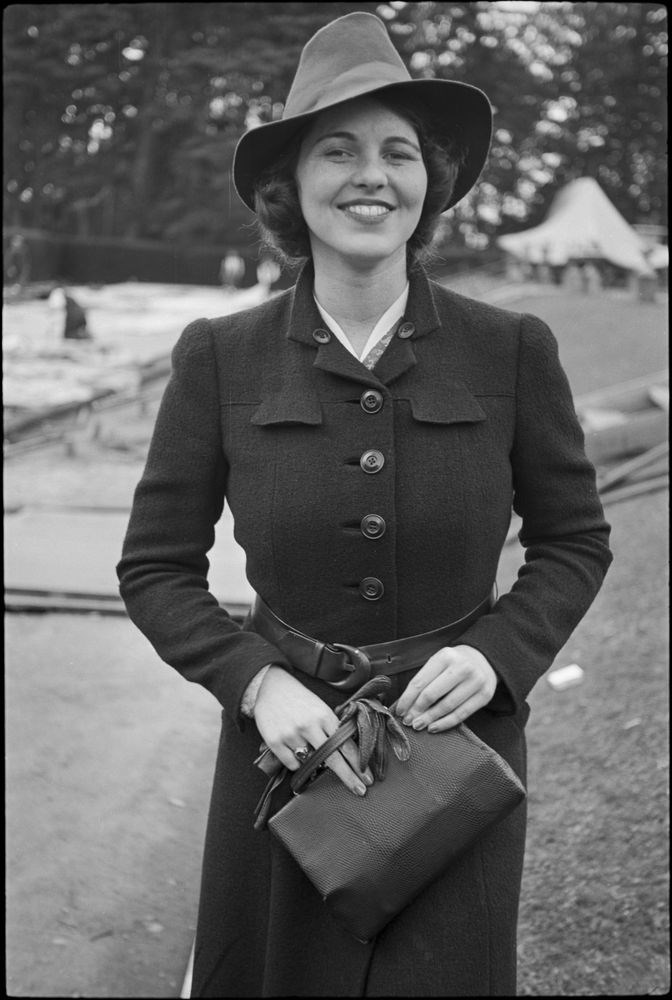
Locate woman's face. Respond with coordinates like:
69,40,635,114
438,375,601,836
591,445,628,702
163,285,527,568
295,97,428,270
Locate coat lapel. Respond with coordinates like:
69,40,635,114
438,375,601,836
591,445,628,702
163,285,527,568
251,264,486,425
371,336,417,385
284,262,447,389
312,341,382,386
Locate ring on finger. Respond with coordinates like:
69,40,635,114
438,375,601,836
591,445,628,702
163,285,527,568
292,745,312,763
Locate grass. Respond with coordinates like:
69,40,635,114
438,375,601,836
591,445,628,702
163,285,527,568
487,286,668,398
507,487,669,996
486,284,670,995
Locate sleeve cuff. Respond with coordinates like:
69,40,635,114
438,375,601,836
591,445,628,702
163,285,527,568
240,664,273,718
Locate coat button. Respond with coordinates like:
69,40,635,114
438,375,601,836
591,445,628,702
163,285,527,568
359,577,384,601
397,321,415,339
360,390,383,414
312,328,332,344
360,450,385,474
361,514,386,539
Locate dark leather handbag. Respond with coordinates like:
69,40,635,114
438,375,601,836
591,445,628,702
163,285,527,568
253,676,526,943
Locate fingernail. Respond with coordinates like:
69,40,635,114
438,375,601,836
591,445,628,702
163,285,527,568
355,783,367,796
412,717,426,731
402,715,413,726
363,774,374,786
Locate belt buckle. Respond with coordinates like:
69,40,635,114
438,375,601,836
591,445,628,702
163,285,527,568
328,643,372,690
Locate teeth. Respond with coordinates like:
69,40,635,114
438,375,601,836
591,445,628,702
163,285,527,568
343,204,390,217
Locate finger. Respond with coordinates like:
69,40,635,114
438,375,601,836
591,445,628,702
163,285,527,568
407,680,476,730
307,726,369,796
337,738,374,785
405,669,472,723
394,653,450,718
273,717,336,773
323,749,368,795
425,692,488,732
398,651,469,721
272,743,305,772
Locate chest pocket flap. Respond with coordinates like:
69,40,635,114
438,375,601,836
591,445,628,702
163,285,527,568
251,395,323,426
410,379,486,425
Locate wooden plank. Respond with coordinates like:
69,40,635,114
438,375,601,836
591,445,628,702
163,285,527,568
598,473,668,506
4,508,254,607
584,410,668,465
574,369,668,414
4,587,250,620
597,442,668,492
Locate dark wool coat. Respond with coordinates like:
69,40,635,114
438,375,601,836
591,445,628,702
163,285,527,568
117,263,612,997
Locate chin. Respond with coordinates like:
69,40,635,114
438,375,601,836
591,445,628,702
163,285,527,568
335,235,407,267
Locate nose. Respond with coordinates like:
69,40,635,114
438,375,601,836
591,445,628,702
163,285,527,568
351,153,388,190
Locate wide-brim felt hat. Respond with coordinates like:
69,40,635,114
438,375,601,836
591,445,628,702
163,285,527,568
233,11,492,214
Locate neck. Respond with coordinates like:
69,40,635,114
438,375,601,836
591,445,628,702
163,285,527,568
312,247,408,330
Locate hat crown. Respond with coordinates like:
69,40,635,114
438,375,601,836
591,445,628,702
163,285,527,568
232,12,493,214
284,13,410,119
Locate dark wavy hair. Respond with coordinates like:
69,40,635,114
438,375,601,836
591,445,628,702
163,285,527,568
252,92,466,270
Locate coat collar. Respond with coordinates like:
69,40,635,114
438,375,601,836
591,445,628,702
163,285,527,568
285,261,442,387
255,261,485,428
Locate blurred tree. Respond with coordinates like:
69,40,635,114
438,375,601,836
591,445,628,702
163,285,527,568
3,2,379,244
537,2,668,229
382,2,563,246
3,2,667,252
386,1,667,245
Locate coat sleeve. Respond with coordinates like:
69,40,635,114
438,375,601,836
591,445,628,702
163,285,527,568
116,319,292,726
458,312,613,713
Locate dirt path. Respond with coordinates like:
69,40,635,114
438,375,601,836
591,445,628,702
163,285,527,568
5,613,220,998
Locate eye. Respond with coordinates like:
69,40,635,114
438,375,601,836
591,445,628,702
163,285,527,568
323,147,353,159
385,149,416,162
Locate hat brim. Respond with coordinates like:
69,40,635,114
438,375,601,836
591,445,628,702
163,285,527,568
233,78,492,214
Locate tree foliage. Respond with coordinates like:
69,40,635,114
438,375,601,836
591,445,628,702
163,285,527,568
386,1,667,247
3,2,667,251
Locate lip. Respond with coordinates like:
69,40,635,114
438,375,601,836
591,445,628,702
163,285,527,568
338,200,396,225
338,199,396,210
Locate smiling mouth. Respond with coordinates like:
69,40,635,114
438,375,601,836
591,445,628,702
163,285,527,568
340,203,395,221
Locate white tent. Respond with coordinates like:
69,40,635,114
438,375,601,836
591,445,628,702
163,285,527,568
647,243,669,270
497,177,651,273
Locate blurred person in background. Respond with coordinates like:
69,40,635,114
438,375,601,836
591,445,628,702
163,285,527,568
48,285,91,341
5,233,31,291
219,250,246,290
255,254,282,298
118,12,612,997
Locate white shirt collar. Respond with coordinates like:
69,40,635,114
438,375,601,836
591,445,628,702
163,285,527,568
313,283,409,361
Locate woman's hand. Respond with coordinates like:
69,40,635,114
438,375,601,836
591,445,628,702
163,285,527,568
253,666,373,795
394,645,498,732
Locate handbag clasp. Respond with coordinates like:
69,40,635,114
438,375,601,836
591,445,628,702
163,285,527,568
327,643,372,690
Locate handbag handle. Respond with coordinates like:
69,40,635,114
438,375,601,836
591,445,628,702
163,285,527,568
289,676,395,794
253,675,403,830
289,716,358,794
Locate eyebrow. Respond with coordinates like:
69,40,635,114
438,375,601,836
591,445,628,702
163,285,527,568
312,130,421,153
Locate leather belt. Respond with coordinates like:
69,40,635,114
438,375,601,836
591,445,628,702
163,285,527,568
249,589,495,692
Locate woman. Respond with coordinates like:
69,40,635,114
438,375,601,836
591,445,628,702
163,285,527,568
117,12,612,997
